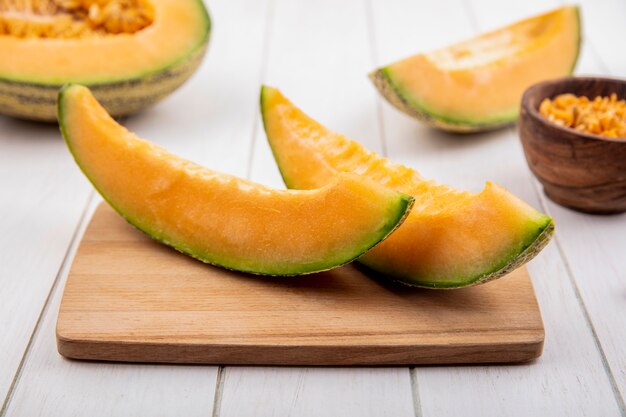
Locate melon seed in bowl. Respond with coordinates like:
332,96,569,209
539,93,626,138
520,76,626,214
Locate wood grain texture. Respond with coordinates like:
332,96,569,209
520,76,626,214
57,203,544,365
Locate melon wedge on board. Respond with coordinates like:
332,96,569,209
370,5,581,132
58,85,414,276
261,86,554,288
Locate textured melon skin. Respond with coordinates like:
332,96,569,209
369,218,554,289
58,85,414,276
369,68,515,133
0,2,210,122
369,6,581,133
261,86,554,288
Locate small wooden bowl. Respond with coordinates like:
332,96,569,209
520,77,626,214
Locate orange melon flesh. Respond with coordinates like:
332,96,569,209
370,5,580,131
261,86,554,287
58,85,414,276
0,0,209,84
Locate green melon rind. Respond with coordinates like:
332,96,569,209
260,86,299,190
59,85,414,276
369,68,517,132
369,6,581,133
370,218,554,289
1,44,208,121
260,86,554,287
0,0,211,121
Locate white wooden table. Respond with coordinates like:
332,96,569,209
1,0,625,415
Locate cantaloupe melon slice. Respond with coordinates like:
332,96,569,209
0,0,211,121
261,86,554,288
58,85,414,276
370,5,581,132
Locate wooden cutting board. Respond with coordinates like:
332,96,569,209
56,203,545,365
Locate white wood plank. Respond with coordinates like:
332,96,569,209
249,0,385,183
370,0,624,415
4,0,271,414
4,198,219,417
124,0,267,177
538,0,626,403
474,0,626,406
219,0,415,415
417,241,622,417
573,0,626,76
220,367,415,417
2,1,623,415
0,113,93,407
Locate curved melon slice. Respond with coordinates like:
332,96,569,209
261,86,554,288
58,85,414,276
370,5,581,132
0,0,210,121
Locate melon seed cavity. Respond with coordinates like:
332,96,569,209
0,0,154,38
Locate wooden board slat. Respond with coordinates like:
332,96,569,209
56,203,544,365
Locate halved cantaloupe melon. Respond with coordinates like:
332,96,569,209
261,86,554,287
58,85,414,276
0,0,210,121
370,5,581,132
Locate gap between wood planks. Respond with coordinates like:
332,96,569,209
536,0,625,411
244,0,277,181
527,28,625,413
211,366,227,417
534,181,626,416
0,191,96,417
465,0,625,411
364,0,421,416
364,0,389,159
365,0,626,414
213,0,277,415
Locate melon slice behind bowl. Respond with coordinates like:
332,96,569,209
261,86,554,288
370,5,581,132
58,85,414,276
